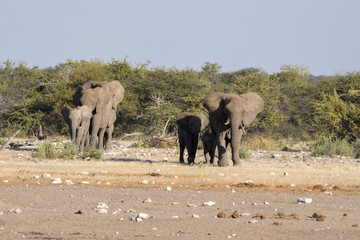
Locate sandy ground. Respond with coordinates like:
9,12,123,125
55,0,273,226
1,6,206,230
0,139,360,239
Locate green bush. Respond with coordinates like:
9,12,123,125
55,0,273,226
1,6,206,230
239,146,251,159
59,142,78,159
35,141,55,159
311,138,351,157
352,139,360,158
82,147,103,160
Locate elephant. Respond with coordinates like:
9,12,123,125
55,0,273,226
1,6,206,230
97,101,117,150
61,105,92,151
72,81,125,149
202,92,264,166
201,130,216,164
176,112,209,164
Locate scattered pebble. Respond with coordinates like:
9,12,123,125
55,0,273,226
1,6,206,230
95,203,108,214
187,204,197,208
143,198,152,203
10,208,22,214
165,186,172,191
172,216,179,219
52,178,62,184
274,221,283,226
139,180,149,184
202,201,216,206
80,181,89,185
241,213,251,217
42,174,51,178
297,198,312,204
217,212,226,218
284,172,289,176
248,219,258,224
230,211,240,218
192,214,200,218
352,224,358,228
136,213,149,219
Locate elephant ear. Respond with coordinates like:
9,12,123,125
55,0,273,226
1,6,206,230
195,112,209,131
108,81,125,107
240,92,265,126
61,106,72,125
176,112,192,132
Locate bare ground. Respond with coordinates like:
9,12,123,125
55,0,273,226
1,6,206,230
0,139,360,239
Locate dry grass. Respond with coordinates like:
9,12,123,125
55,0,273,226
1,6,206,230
0,140,359,194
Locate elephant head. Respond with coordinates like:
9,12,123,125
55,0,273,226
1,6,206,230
61,105,92,150
202,92,264,166
176,111,209,164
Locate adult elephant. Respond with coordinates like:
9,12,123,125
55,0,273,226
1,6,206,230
61,105,92,151
72,81,125,149
176,112,209,164
202,92,264,166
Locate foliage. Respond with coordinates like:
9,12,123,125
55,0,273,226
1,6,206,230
59,142,78,159
351,139,360,158
311,138,351,157
35,141,55,159
1,59,360,148
82,147,103,160
238,146,251,159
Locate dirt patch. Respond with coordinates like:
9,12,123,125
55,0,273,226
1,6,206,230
0,139,360,239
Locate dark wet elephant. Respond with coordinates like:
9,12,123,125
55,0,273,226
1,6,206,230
176,112,209,164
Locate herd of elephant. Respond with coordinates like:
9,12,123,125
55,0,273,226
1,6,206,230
61,80,264,167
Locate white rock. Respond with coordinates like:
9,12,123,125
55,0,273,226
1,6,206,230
173,176,178,179
84,157,91,161
187,204,197,208
155,169,160,173
172,216,179,219
241,213,251,216
52,178,62,184
10,208,22,214
297,198,312,204
270,172,276,175
80,181,89,184
172,202,179,205
96,208,108,213
143,198,152,203
165,186,172,191
135,217,143,222
140,180,149,184
264,201,271,205
192,214,200,218
112,209,122,215
3,180,8,183
202,201,216,206
218,173,225,176
136,213,149,219
81,171,89,175
96,203,109,209
324,191,333,195
42,173,51,178
284,172,289,176
32,175,39,179
290,184,296,187
248,219,258,224
244,180,253,184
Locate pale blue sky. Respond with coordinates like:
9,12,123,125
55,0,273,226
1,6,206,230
1,0,359,75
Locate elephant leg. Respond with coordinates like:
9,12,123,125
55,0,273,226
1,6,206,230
178,129,185,164
231,129,244,166
186,133,198,165
104,124,114,150
209,143,216,164
90,115,101,149
98,128,106,150
203,143,210,164
217,129,230,167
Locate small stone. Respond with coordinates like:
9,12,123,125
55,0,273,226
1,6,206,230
249,219,258,224
172,202,179,205
11,208,22,214
42,173,51,178
343,213,348,217
261,215,269,219
139,180,149,184
231,211,240,218
203,201,216,206
217,212,226,218
136,213,149,219
52,178,62,184
165,186,172,191
241,213,250,217
284,172,289,176
274,222,283,226
84,157,91,161
297,198,312,203
187,204,197,208
80,181,89,185
65,180,73,185
264,201,271,205
143,198,152,203
352,224,358,227
255,213,262,218
172,216,179,219
192,214,200,218
75,210,83,214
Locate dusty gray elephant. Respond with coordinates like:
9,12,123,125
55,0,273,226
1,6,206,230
72,81,125,149
202,92,264,166
61,105,92,151
176,112,209,164
201,130,216,164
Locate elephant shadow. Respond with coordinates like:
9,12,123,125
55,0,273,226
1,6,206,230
106,158,170,164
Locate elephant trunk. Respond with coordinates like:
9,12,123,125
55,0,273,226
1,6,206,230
230,116,243,166
71,123,77,142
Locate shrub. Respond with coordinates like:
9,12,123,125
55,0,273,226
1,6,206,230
35,141,55,159
311,138,351,157
239,146,251,159
82,147,103,160
59,142,78,159
352,139,360,158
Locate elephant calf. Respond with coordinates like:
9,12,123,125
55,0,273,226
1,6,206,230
176,112,209,165
201,130,216,164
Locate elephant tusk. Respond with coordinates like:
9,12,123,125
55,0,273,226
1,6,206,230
224,119,230,126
